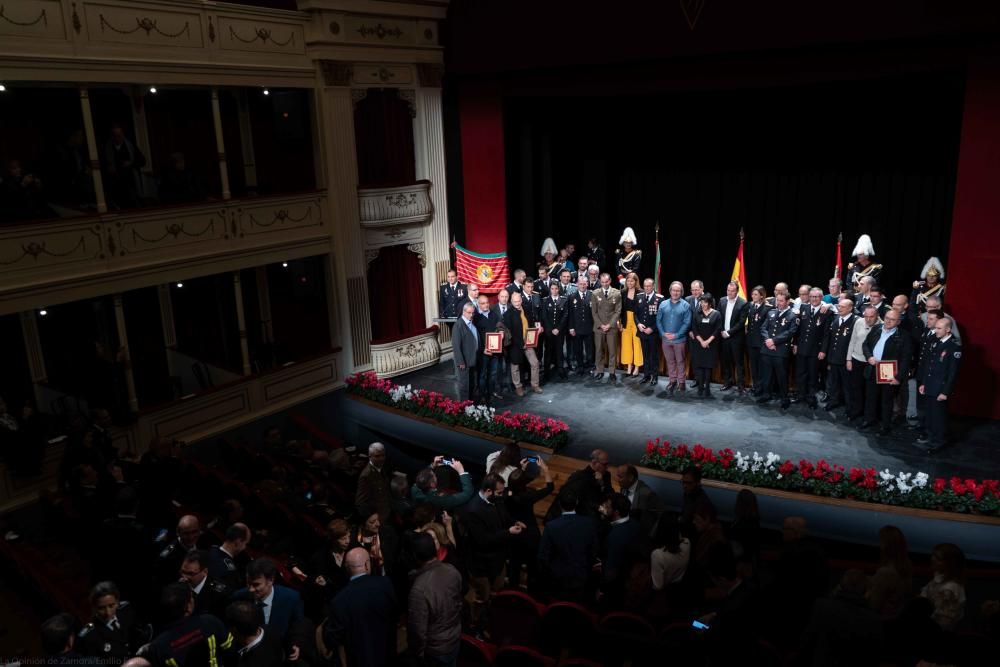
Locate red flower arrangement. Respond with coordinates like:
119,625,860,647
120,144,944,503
640,437,1000,516
346,371,570,449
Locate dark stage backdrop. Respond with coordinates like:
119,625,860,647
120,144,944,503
505,73,964,298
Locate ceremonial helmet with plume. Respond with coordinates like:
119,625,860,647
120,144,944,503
540,237,558,257
852,234,875,258
921,257,945,280
619,227,638,245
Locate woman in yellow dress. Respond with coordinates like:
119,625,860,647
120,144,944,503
618,271,643,376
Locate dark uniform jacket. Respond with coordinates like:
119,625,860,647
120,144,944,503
861,325,913,382
920,336,961,396
533,277,553,294
474,306,501,352
438,282,466,319
192,577,231,619
746,302,769,350
796,304,832,357
145,613,232,666
541,294,569,334
208,545,245,591
824,313,857,364
635,291,664,338
718,296,749,338
568,290,594,333
916,328,939,379
521,292,542,322
77,601,148,663
503,281,524,296
760,307,800,358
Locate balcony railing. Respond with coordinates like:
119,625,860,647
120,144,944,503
358,181,433,228
0,192,330,314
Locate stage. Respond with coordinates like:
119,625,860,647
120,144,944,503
395,362,1000,482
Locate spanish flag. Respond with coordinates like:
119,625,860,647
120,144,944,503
730,235,747,300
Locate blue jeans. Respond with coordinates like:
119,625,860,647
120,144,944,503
422,645,460,666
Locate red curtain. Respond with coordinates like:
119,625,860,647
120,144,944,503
354,89,416,187
367,244,426,343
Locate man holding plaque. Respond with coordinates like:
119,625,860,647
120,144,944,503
860,309,912,436
475,294,501,403
502,292,542,396
453,303,479,402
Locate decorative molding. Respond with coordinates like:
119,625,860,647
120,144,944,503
351,88,368,106
320,60,352,87
352,65,414,86
98,13,190,39
364,248,380,266
356,22,402,40
370,328,440,378
416,63,444,88
228,24,295,47
398,89,416,118
347,275,372,368
407,242,426,268
0,4,48,27
358,181,433,228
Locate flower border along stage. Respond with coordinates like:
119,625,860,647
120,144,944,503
641,439,1000,517
346,371,570,450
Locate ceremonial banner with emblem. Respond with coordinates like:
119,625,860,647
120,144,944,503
730,235,747,300
454,243,510,294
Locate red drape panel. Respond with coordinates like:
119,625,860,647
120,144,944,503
459,82,508,253
367,244,426,342
946,50,1000,419
354,89,416,187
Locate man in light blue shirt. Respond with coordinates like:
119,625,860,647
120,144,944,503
656,281,692,394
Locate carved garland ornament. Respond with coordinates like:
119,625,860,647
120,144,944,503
99,14,191,39
396,341,426,359
0,4,47,27
356,23,403,40
0,237,88,266
229,25,296,47
385,192,418,209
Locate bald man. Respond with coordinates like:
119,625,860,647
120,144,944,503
326,548,398,667
156,514,211,589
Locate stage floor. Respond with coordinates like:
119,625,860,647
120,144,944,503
396,362,1000,482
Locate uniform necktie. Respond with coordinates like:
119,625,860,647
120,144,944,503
111,619,120,632
604,289,609,298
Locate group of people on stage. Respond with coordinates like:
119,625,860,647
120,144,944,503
442,231,960,453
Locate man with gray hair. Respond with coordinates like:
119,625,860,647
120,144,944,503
452,302,479,401
356,442,391,521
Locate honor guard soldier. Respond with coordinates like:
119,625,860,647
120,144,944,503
912,257,946,314
917,316,961,452
438,269,465,319
794,288,832,408
541,237,564,279
541,282,570,381
636,279,664,385
847,234,883,294
756,292,800,409
77,582,150,663
615,227,642,286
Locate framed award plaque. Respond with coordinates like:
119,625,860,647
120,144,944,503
524,328,539,348
485,331,504,354
876,360,898,384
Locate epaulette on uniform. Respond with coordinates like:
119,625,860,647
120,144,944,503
78,623,95,638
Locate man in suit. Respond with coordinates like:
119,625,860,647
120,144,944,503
503,292,542,396
505,269,527,297
568,275,595,375
823,299,856,412
636,278,664,385
490,289,513,395
794,288,832,409
438,269,465,319
592,272,622,383
586,237,606,271
686,280,706,387
917,316,961,452
867,287,890,320
237,558,304,653
224,599,286,666
547,449,612,520
407,532,463,665
326,548,398,667
756,292,799,409
538,490,599,602
718,280,749,393
452,303,478,402
474,294,501,402
462,474,524,631
600,494,641,608
541,281,569,381
181,550,231,619
521,278,544,364
356,442,391,521
616,464,666,538
208,523,252,590
860,309,913,436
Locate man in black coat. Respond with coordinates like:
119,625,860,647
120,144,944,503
438,269,465,319
860,309,913,436
538,490,599,602
223,599,287,666
546,449,612,520
326,548,398,667
180,550,231,619
756,292,800,409
568,276,595,375
917,316,961,452
823,298,857,411
635,279,664,385
541,282,569,381
474,294,501,401
718,281,749,393
794,289,832,409
490,289,514,395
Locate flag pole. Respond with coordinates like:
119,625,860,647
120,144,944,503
654,221,661,293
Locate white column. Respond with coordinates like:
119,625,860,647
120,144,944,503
255,267,274,344
210,87,232,200
112,295,139,413
233,272,252,376
20,311,47,410
157,284,177,378
79,87,107,214
130,87,155,198
236,89,258,192
318,75,372,370
414,82,452,351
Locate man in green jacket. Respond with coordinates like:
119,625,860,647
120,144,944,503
410,456,475,511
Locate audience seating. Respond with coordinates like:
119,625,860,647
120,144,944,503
489,590,545,647
493,644,556,667
460,633,496,666
538,601,598,658
597,612,657,667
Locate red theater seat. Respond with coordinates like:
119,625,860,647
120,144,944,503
489,590,544,647
459,634,496,666
538,601,597,657
494,645,555,667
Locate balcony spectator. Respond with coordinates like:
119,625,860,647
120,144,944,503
0,158,53,221
103,123,146,209
159,152,204,205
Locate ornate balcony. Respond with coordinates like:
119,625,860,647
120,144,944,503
370,327,441,378
0,192,331,314
358,181,433,229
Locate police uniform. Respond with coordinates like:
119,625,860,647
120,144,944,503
746,302,769,394
919,336,961,450
192,576,231,619
504,281,525,297
756,306,800,407
541,292,569,380
438,281,466,319
586,245,606,271
207,544,245,590
913,324,939,433
635,291,664,382
534,276,552,294
568,288,595,373
77,600,148,663
155,538,196,590
794,304,831,408
824,313,857,410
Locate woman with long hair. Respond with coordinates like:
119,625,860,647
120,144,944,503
921,543,966,629
869,525,913,618
485,442,523,484
618,271,644,377
691,293,722,398
650,513,690,591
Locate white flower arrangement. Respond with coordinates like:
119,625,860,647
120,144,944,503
462,404,496,422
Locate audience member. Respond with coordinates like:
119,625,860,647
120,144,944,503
145,583,232,665
103,123,146,209
800,569,884,667
485,442,525,484
224,599,286,666
728,488,761,572
407,532,463,666
356,442,392,521
353,510,399,576
41,612,99,665
547,448,611,519
600,494,641,607
158,151,203,204
0,158,53,221
181,550,230,619
680,464,715,535
411,457,475,510
700,544,761,666
920,542,966,630
207,522,252,589
650,513,690,591
868,525,913,618
76,581,145,663
326,547,398,667
237,558,304,653
504,458,554,591
616,463,666,538
538,490,599,601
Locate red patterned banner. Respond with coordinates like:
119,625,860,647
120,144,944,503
454,243,510,294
